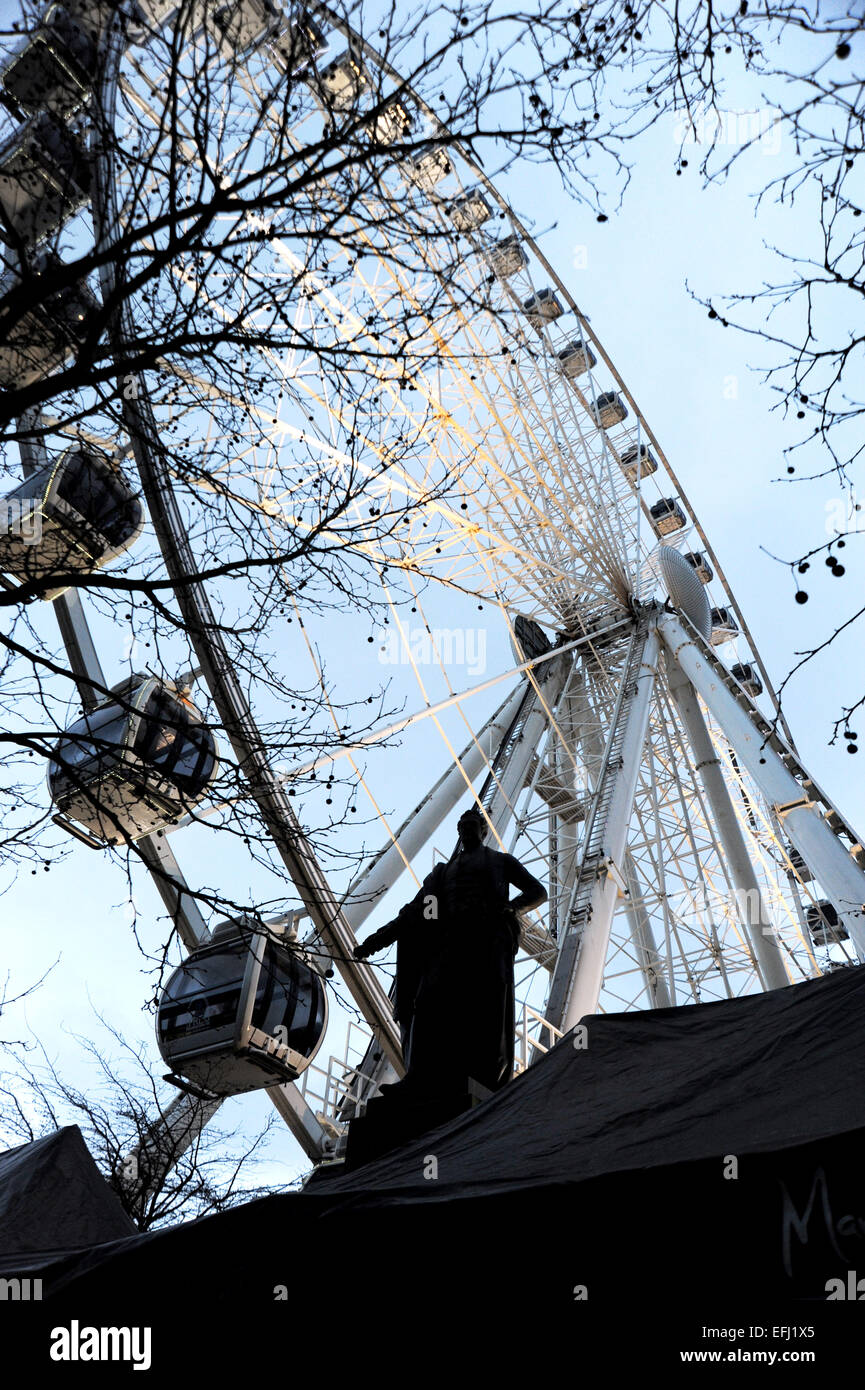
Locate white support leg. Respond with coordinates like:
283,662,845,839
557,626,661,1031
659,613,865,958
557,666,668,1011
269,1083,330,1162
665,658,790,990
118,1091,223,1211
550,671,586,954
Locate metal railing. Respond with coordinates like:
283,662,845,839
299,1020,384,1129
514,1001,564,1074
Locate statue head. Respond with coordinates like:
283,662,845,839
457,807,487,850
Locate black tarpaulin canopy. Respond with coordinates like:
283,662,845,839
5,967,865,1308
0,1124,135,1260
315,961,865,1199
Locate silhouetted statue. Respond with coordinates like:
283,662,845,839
354,807,547,1097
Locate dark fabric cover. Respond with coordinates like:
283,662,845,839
0,1125,136,1259
317,960,865,1198
6,967,865,1319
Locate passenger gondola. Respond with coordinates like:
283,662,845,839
709,605,739,645
684,550,713,584
524,288,563,327
730,662,763,698
557,338,596,379
0,249,100,388
446,186,491,231
48,674,219,845
620,443,657,481
402,143,451,192
0,444,143,598
1,4,98,118
594,390,628,429
368,97,413,145
650,496,686,535
156,916,328,1094
805,900,849,948
0,113,91,247
310,46,368,112
486,233,526,280
270,11,327,75
210,0,282,55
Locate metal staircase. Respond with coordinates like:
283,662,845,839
524,754,588,824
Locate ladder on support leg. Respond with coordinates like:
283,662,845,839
544,622,648,1026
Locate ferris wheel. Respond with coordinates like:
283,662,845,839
2,0,864,1190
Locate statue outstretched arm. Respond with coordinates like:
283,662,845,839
353,871,439,960
353,914,405,960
